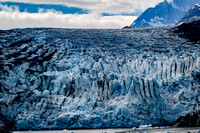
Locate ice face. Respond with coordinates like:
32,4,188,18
0,27,200,130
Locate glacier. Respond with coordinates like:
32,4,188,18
0,27,200,130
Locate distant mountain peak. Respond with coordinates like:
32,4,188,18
130,0,200,28
178,4,200,24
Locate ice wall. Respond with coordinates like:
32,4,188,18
0,28,200,130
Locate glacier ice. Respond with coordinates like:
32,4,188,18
0,27,200,130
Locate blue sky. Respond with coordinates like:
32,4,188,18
0,2,87,14
0,0,165,29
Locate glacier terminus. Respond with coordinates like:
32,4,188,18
0,27,200,130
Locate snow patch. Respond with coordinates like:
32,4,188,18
148,16,166,27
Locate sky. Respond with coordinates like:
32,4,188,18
0,0,165,29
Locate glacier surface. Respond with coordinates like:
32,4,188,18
0,27,200,130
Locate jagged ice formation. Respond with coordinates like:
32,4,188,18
0,27,200,130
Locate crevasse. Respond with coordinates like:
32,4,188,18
0,27,200,130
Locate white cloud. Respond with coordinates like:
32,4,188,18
149,16,167,27
166,0,174,3
0,0,165,14
0,2,19,12
0,4,137,29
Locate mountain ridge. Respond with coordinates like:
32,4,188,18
178,4,200,24
130,0,200,28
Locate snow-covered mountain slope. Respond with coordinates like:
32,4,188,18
0,28,200,130
178,4,200,24
130,0,200,28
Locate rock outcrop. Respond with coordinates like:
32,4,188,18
0,124,12,133
173,110,200,127
172,20,200,43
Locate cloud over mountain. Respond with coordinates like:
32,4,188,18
0,4,136,29
1,0,164,14
0,0,167,29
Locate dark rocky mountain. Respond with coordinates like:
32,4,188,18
178,4,200,24
172,20,200,43
130,0,200,28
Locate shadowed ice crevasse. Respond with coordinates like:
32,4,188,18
0,27,200,130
